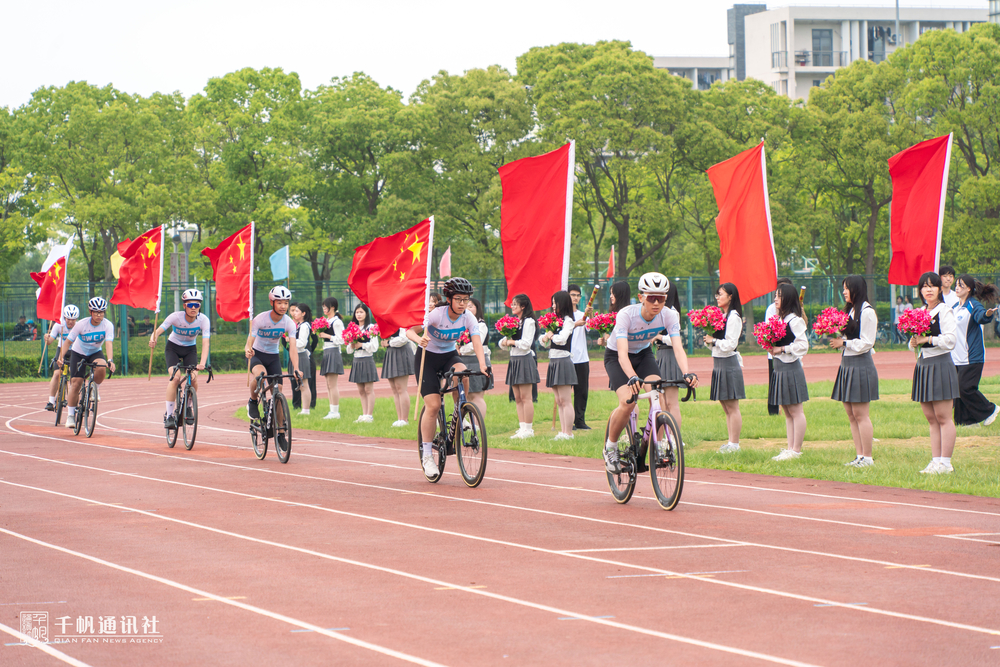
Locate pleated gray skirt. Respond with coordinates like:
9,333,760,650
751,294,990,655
349,356,379,384
297,351,312,380
320,347,344,375
769,358,809,405
831,352,879,403
656,344,684,382
545,356,578,388
710,354,745,401
460,355,495,393
382,345,414,379
912,353,960,403
506,354,540,386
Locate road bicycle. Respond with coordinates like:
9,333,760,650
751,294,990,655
53,359,70,426
72,361,113,438
416,368,489,487
249,371,299,463
165,364,213,451
605,377,695,510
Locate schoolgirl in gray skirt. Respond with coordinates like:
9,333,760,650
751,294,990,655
766,284,809,462
347,304,379,423
382,329,414,427
540,291,578,440
829,275,879,467
318,297,345,419
501,294,540,439
703,283,744,454
459,299,494,397
908,272,960,475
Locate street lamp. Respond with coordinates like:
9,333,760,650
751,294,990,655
177,228,196,287
171,232,182,312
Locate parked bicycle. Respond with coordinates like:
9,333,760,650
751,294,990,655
72,361,113,438
416,368,489,487
249,371,299,463
53,359,70,427
605,378,694,510
165,364,213,450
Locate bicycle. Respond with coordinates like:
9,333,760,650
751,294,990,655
248,372,299,463
73,361,113,438
416,368,489,487
875,322,892,346
53,359,70,426
605,378,695,510
165,364,214,451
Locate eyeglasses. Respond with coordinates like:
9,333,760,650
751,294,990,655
644,295,666,304
185,302,202,309
452,297,471,304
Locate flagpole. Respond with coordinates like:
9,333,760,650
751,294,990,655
38,333,49,375
413,216,435,423
147,312,159,381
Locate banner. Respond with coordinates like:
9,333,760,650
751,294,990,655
269,245,289,281
439,246,451,279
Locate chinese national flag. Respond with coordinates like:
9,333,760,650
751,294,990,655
887,134,952,286
111,225,165,311
499,142,574,307
606,246,615,279
707,141,777,302
30,244,71,322
202,223,255,322
348,217,432,334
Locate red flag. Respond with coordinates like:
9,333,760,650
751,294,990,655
111,225,164,311
707,141,777,302
30,242,72,321
499,142,574,307
439,246,452,279
606,246,615,279
887,134,952,285
348,217,433,334
202,223,255,322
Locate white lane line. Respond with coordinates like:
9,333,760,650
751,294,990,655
0,529,446,667
561,545,744,554
0,621,93,666
935,534,1000,545
4,476,1000,639
0,493,821,667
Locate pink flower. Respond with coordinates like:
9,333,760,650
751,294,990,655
812,307,850,337
753,316,788,349
310,317,330,332
688,306,726,332
897,308,931,336
342,322,362,344
495,315,521,338
459,330,471,346
538,312,561,334
585,312,617,336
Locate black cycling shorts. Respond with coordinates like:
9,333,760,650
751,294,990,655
165,340,197,370
250,350,284,385
69,350,106,379
604,346,660,392
414,348,462,397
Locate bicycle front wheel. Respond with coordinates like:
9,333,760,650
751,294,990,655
605,420,636,504
54,377,66,426
73,385,85,436
416,406,447,482
650,412,684,510
273,392,292,463
166,385,181,448
83,380,99,438
456,403,487,488
182,386,198,450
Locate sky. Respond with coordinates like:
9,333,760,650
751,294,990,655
2,0,986,108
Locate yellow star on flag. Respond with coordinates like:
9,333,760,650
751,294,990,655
52,262,62,280
406,234,425,265
236,234,247,261
399,271,406,282
144,236,158,260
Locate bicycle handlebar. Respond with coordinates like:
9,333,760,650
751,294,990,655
626,377,696,405
436,368,490,395
168,364,214,384
79,360,114,378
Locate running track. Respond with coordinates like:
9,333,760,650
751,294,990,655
1,368,999,666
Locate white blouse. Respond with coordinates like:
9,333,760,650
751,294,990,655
459,321,490,358
541,316,576,360
711,310,742,358
842,303,876,357
773,314,808,363
347,325,380,359
503,318,536,358
322,317,345,350
908,303,957,359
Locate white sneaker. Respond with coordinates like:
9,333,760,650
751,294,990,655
422,455,439,478
772,449,801,461
603,447,621,474
324,411,340,420
363,414,374,423
298,409,310,416
718,442,740,454
66,416,76,429
937,461,954,473
392,419,408,427
354,414,373,423
510,428,534,439
553,432,574,441
844,456,862,467
919,461,943,474
857,457,875,467
984,405,999,427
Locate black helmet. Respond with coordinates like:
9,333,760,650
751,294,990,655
442,277,474,299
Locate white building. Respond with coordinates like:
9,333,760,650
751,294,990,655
745,6,988,101
991,0,999,23
653,56,732,90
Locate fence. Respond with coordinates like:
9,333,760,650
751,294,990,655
2,273,997,378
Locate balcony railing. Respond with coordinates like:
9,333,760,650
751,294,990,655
794,51,848,67
771,51,788,68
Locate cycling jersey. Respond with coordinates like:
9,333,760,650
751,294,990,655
421,306,480,354
159,311,211,347
49,321,70,342
67,318,115,356
250,311,296,355
607,304,680,354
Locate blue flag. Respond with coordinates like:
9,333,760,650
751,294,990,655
269,246,289,281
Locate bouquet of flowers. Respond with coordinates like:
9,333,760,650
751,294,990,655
366,324,380,341
688,305,727,333
343,322,377,345
495,315,521,338
458,330,471,346
812,307,850,337
310,316,330,332
585,312,616,336
897,308,931,337
753,316,788,349
538,312,561,334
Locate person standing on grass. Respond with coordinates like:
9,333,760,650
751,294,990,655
317,297,345,420
288,303,313,416
704,283,745,454
765,278,794,416
346,304,379,423
540,291,578,441
458,297,492,418
500,293,540,439
568,285,593,431
767,283,810,461
381,328,414,428
909,272,960,475
830,275,879,467
951,274,999,427
652,281,688,428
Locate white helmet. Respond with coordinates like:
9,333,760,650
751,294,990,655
637,272,670,295
182,288,203,301
63,304,80,319
268,285,292,302
88,296,108,312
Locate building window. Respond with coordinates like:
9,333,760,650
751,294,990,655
813,29,833,66
813,80,822,88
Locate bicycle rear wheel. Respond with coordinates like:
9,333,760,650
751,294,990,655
54,376,66,426
650,412,684,510
273,392,292,463
73,385,85,436
182,386,198,450
251,424,267,459
456,403,487,488
83,380,98,438
605,420,637,504
416,406,447,482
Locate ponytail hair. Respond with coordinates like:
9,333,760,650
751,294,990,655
718,282,743,319
842,275,867,321
958,274,1000,305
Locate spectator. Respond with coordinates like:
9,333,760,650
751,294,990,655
11,315,30,341
127,315,137,337
138,316,153,336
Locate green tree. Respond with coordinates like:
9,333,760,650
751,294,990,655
0,107,43,281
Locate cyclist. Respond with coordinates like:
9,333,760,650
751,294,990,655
245,286,301,422
603,273,697,474
57,297,117,430
406,277,489,478
44,304,79,411
149,288,211,429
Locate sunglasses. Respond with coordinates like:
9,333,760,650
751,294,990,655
644,295,666,304
185,302,202,309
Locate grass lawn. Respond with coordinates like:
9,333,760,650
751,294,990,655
247,375,1000,499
